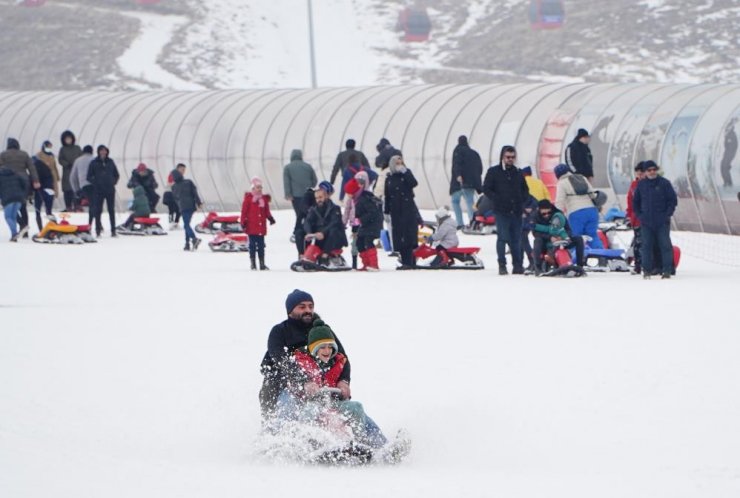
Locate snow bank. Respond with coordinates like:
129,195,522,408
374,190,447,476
1,210,739,498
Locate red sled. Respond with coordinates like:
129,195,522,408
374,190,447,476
195,212,242,234
412,244,484,270
209,231,248,252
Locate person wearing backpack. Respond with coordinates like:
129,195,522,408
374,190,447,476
338,153,378,202
553,163,603,249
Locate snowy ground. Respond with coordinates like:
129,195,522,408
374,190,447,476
1,209,739,498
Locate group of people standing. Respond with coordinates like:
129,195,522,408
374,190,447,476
1,128,679,278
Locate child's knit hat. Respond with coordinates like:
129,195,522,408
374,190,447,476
308,320,338,358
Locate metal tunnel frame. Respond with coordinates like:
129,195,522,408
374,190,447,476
1,85,738,234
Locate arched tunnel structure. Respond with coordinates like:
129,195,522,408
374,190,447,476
1,84,738,234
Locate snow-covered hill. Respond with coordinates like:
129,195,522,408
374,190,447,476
1,0,738,90
1,210,740,498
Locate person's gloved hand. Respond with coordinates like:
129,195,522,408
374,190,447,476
268,216,276,225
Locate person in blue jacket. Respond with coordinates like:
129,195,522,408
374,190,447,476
632,160,678,279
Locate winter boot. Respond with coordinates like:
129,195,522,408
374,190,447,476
184,241,191,251
356,250,368,271
259,256,269,271
366,247,380,271
498,264,508,275
192,237,201,251
250,255,257,270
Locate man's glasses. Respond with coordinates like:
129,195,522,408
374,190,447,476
503,155,516,160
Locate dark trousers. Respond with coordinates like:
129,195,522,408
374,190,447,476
18,201,29,230
34,190,55,230
163,195,180,223
93,190,116,235
357,234,376,252
641,223,673,275
81,185,95,225
399,247,415,267
63,190,75,211
182,209,195,242
631,226,643,271
249,234,265,258
495,212,523,269
521,229,534,266
291,198,303,236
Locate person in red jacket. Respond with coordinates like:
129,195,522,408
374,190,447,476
282,320,387,449
626,162,645,275
241,177,275,270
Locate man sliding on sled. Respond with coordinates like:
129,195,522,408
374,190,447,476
258,290,407,464
530,199,585,276
275,319,386,450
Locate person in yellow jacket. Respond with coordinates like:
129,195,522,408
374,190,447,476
521,166,550,202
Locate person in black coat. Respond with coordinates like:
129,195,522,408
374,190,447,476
384,155,421,269
259,290,351,419
632,160,678,279
346,178,383,270
449,135,483,228
127,163,160,212
565,128,594,180
86,145,120,237
171,164,203,251
303,181,348,260
0,166,28,240
720,119,737,187
483,145,529,274
330,139,370,189
374,138,402,170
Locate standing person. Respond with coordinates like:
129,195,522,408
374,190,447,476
70,145,95,223
32,146,58,230
293,187,316,257
162,169,181,229
330,139,370,193
345,177,382,271
384,155,420,269
0,138,39,236
0,166,27,241
521,166,550,201
338,153,377,201
127,163,159,212
553,163,603,249
449,135,483,229
87,145,120,237
626,161,646,275
565,128,594,181
259,290,351,420
374,138,402,171
240,177,275,270
632,160,678,279
58,131,82,212
482,145,530,275
283,149,317,241
171,163,202,251
720,119,737,187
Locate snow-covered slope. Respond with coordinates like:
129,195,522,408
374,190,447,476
1,210,739,498
2,0,739,90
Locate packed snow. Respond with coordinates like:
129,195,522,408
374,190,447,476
1,209,739,498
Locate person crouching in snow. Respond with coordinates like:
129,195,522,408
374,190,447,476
240,177,275,270
345,177,382,271
121,185,151,230
425,206,459,267
282,320,387,449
